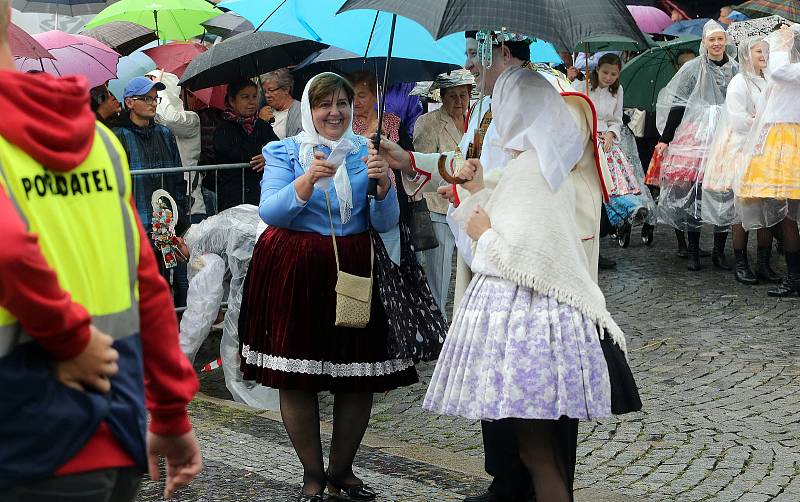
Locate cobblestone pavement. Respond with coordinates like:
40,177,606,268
149,225,800,501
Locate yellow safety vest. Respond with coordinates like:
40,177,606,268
0,124,140,355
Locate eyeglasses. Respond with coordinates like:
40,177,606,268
131,96,162,105
263,86,284,94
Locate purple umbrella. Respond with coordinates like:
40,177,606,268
627,5,673,33
15,31,120,88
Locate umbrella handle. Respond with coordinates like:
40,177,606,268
368,13,397,198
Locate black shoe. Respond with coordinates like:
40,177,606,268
767,276,800,297
642,223,654,245
598,254,617,270
327,475,376,501
297,493,325,502
463,491,502,502
756,247,782,283
734,250,758,285
712,233,732,270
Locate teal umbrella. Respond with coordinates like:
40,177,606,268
620,36,702,112
83,0,222,41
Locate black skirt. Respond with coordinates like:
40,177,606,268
238,226,418,392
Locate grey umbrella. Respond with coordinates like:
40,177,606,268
81,21,158,56
291,46,460,86
13,0,117,16
201,12,254,38
337,0,647,51
179,31,327,91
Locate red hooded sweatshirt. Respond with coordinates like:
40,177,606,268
0,71,198,475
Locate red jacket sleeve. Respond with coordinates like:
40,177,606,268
132,203,199,436
0,186,91,360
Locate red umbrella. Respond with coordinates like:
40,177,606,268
144,42,207,78
190,84,227,110
8,22,54,60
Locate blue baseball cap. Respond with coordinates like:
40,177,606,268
123,76,166,99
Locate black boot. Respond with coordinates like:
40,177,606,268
734,249,758,285
768,251,800,297
756,246,782,283
712,232,733,270
675,229,688,258
687,231,702,271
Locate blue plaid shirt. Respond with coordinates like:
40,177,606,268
113,115,185,228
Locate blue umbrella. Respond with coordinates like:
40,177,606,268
530,39,561,64
107,41,157,100
218,0,463,65
661,18,712,37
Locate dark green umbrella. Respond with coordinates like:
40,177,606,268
620,36,702,112
736,0,800,23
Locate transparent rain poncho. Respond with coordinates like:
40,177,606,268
181,204,279,410
701,38,769,226
656,20,738,231
735,25,800,230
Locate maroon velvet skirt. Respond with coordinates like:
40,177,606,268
239,226,418,392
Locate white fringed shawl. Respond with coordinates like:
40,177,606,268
451,149,627,352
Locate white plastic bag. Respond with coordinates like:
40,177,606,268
179,253,225,363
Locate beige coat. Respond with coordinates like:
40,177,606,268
412,107,465,214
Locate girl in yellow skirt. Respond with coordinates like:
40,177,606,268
736,25,800,296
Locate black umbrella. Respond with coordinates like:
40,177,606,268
179,31,327,91
81,21,158,56
291,46,460,86
13,0,117,16
201,12,255,38
337,0,647,51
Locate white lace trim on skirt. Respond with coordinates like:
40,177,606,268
241,345,414,378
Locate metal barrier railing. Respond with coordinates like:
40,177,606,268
130,163,251,223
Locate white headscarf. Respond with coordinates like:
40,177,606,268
490,66,584,192
294,72,365,225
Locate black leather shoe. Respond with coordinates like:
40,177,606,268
327,476,376,501
767,276,800,297
463,491,500,502
734,250,758,285
297,493,325,502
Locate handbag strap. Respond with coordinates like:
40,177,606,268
324,191,373,274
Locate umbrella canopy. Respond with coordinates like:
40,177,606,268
220,0,465,66
661,18,712,36
620,35,702,111
737,0,800,23
81,20,158,56
727,14,791,41
144,42,207,77
15,31,120,88
13,0,117,16
108,42,158,100
179,31,327,90
577,34,656,52
292,46,460,86
335,0,648,51
201,12,254,38
9,22,55,59
627,5,674,33
83,0,222,41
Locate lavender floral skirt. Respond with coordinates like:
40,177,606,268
423,274,612,421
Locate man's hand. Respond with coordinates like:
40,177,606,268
654,142,669,157
457,159,485,194
147,430,203,500
466,205,491,240
53,325,119,393
370,135,411,173
436,185,456,204
567,67,581,82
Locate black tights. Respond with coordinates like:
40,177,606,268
775,218,800,254
514,419,571,502
732,225,773,251
279,390,373,495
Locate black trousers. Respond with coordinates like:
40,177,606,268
0,468,142,502
483,417,579,501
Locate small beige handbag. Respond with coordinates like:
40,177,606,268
324,192,373,328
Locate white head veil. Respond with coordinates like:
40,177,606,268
490,66,584,192
294,72,365,225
